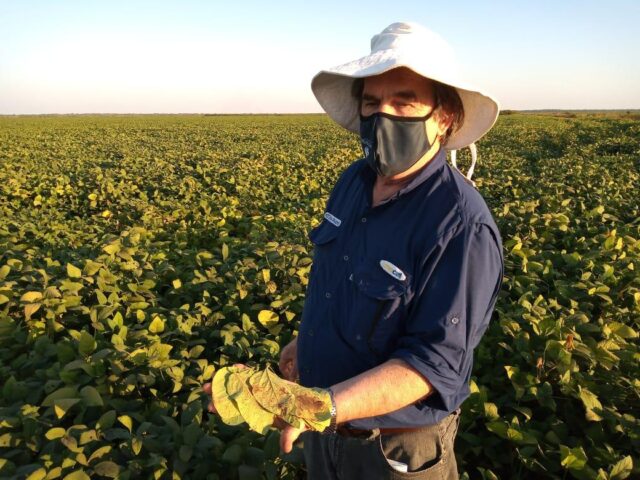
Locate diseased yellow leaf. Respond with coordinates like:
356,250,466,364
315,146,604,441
213,365,331,435
45,427,66,440
26,468,47,480
149,316,165,334
280,380,331,431
0,265,9,281
88,445,112,463
54,398,80,419
118,415,133,433
226,369,274,435
62,469,90,480
67,263,82,278
211,367,244,426
103,242,120,255
24,303,41,320
131,436,143,455
21,291,42,303
247,367,296,422
257,310,278,328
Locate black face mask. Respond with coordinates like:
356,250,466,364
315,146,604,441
359,111,435,177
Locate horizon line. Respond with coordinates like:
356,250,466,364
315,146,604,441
2,108,640,117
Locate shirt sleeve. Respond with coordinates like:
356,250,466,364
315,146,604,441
389,221,504,412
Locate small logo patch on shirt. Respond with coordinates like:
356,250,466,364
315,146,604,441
324,212,342,227
380,260,406,281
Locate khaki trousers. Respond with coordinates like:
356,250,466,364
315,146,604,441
301,410,461,479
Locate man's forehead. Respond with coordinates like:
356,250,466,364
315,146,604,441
362,70,434,98
362,89,419,100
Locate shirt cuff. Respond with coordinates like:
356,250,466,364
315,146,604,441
390,348,466,413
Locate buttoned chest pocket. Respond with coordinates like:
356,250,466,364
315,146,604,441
347,259,412,357
308,221,341,292
308,220,340,245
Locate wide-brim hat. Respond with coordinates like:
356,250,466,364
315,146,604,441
311,22,500,150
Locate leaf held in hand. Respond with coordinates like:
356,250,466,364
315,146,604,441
212,367,244,426
211,365,331,434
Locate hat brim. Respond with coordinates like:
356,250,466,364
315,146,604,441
311,51,500,150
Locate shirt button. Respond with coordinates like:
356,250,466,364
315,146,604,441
304,367,310,374
361,217,367,223
451,316,460,325
325,292,331,299
343,255,349,261
308,329,314,336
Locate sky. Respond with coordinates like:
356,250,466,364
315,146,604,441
1,0,639,114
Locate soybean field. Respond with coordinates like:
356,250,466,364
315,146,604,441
0,113,638,479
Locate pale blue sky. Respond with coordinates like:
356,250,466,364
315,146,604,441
1,0,638,114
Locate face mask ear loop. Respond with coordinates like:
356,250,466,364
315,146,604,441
448,144,478,188
467,143,477,182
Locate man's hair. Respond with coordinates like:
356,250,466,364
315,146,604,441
351,76,465,145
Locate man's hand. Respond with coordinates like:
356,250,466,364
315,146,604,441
272,417,308,454
278,336,298,382
202,362,308,454
203,381,218,414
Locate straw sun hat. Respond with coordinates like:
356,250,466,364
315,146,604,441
311,22,500,151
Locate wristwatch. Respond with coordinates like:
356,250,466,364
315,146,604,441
322,388,338,435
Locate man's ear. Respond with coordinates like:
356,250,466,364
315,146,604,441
434,107,453,139
433,107,453,141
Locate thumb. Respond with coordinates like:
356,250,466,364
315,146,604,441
280,426,303,454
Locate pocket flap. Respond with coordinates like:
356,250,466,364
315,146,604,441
308,221,340,246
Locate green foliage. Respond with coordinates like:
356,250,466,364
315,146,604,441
0,113,638,479
456,114,640,479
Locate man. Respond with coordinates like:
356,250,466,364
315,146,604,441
207,22,503,479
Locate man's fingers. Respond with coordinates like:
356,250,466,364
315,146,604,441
203,382,217,413
279,358,291,373
279,359,300,382
281,427,304,454
280,426,303,454
280,360,293,380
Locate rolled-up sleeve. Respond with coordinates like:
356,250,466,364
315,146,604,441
390,222,503,412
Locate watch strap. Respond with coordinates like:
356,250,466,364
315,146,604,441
322,388,338,435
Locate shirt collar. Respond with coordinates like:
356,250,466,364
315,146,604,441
359,146,447,205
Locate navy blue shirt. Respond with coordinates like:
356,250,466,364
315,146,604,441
297,146,504,429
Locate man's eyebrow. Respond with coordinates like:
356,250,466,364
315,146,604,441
394,90,418,101
361,91,418,101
